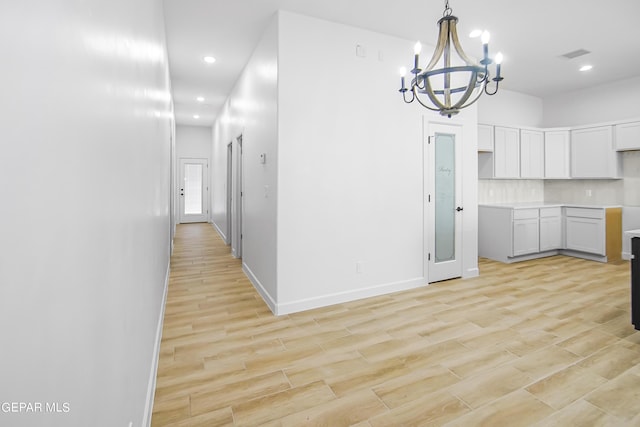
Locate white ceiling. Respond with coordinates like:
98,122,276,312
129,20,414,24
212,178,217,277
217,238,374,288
162,0,640,127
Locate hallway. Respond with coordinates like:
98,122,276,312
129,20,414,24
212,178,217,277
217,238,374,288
152,223,640,426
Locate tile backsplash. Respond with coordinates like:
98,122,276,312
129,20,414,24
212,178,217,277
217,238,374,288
478,151,640,206
544,179,623,205
478,180,544,204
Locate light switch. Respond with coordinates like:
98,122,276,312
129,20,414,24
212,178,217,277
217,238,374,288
259,153,266,164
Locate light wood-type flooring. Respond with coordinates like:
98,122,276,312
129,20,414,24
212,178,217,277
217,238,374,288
152,223,640,426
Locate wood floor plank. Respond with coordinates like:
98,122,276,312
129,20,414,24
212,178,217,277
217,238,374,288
152,224,640,426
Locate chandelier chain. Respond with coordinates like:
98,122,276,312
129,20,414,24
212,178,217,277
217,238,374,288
443,0,452,17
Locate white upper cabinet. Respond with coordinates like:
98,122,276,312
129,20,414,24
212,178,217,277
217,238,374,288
478,124,494,152
615,121,640,151
520,129,544,179
544,130,571,179
571,126,621,178
494,126,520,178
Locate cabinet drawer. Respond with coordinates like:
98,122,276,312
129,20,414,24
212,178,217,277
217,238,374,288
565,207,604,219
513,208,538,220
540,207,561,218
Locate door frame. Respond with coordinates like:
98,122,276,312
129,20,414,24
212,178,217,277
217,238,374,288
178,157,209,224
424,120,463,283
226,142,233,245
233,135,243,259
227,135,244,259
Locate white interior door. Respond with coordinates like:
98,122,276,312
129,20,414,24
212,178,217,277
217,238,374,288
179,158,209,223
426,122,463,282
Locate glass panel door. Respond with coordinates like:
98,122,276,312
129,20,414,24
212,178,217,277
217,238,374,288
184,163,203,214
426,122,462,283
434,132,455,263
179,158,209,223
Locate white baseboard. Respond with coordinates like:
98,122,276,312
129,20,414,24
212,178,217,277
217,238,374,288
212,221,228,243
142,262,170,427
464,267,480,278
275,277,426,315
243,263,278,314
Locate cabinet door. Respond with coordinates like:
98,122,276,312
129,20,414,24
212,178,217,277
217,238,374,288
565,217,604,255
615,122,640,151
520,130,545,178
494,127,520,178
544,131,570,178
571,126,618,178
513,218,539,256
478,124,494,152
540,216,562,251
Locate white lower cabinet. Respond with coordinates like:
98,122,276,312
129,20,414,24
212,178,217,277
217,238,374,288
539,208,562,251
479,205,620,263
564,208,605,255
512,209,539,256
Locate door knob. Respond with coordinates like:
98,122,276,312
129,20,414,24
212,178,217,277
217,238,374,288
456,206,464,212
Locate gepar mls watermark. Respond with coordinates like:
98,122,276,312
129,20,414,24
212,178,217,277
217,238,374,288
1,402,70,414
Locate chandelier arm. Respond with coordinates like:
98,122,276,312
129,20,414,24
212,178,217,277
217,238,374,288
449,19,478,66
421,18,450,72
484,79,500,96
402,89,416,103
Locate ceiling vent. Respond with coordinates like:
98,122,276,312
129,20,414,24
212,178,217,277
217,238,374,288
560,49,591,59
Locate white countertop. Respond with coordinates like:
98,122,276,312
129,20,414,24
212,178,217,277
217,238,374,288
479,202,622,210
626,229,640,239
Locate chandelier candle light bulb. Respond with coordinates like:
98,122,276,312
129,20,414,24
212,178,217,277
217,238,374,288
413,42,422,73
398,0,504,117
481,31,491,65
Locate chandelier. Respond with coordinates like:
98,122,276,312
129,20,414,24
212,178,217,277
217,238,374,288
399,0,503,117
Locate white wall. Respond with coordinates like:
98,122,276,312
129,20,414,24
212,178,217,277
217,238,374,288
0,1,172,426
276,11,478,314
478,88,544,127
211,16,279,304
543,76,640,127
176,125,212,159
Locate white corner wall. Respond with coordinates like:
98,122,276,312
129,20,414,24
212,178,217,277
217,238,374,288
0,1,173,426
276,11,478,314
211,16,279,306
542,76,640,127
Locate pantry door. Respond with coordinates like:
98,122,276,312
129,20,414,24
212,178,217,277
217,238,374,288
425,122,463,282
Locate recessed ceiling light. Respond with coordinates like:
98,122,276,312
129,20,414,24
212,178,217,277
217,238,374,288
203,56,216,64
196,96,205,102
579,65,593,72
193,114,200,119
469,29,483,38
